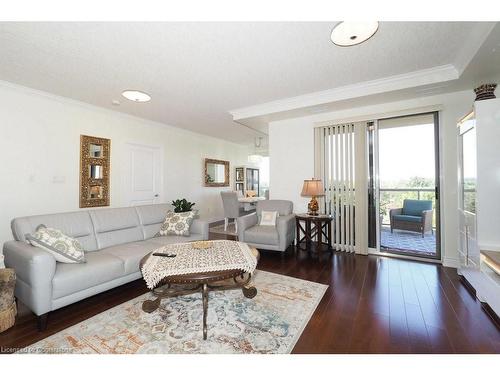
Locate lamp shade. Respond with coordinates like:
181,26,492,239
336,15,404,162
301,179,325,197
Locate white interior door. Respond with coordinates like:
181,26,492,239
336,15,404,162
126,143,162,206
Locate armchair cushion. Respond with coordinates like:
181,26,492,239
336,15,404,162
244,225,279,246
392,214,422,223
402,199,432,217
259,211,278,226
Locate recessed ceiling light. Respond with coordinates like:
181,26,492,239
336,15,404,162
121,90,151,102
330,22,379,47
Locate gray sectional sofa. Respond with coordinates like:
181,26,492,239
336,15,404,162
3,203,208,330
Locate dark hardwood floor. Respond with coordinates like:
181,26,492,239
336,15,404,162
1,234,499,353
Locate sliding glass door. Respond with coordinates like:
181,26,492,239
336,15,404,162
368,112,441,259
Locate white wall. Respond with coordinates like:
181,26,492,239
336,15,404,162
269,90,475,267
0,83,250,246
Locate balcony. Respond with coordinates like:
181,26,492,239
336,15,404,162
379,188,437,256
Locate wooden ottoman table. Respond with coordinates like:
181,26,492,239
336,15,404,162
139,240,259,340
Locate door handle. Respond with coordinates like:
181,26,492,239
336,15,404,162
154,194,159,197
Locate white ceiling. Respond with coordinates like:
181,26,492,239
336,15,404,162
0,22,496,144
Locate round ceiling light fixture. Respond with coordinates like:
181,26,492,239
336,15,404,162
330,22,379,46
121,90,151,102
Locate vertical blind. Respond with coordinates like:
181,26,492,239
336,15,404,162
316,123,357,253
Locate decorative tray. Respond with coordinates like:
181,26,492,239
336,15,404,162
191,241,213,250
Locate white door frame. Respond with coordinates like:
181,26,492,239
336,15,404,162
367,112,442,262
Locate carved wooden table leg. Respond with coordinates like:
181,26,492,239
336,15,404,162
232,273,258,299
142,297,161,313
202,283,209,340
242,285,257,298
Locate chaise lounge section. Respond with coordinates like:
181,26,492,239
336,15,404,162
3,203,208,330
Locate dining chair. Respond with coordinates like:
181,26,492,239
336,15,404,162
220,191,244,233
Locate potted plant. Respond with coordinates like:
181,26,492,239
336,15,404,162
171,198,196,213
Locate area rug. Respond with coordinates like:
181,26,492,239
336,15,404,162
24,270,328,354
380,226,436,255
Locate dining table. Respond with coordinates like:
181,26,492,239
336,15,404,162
238,196,266,211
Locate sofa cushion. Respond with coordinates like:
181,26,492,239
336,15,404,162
402,199,432,217
392,214,422,223
100,241,161,275
157,211,197,237
11,211,97,251
135,203,172,239
244,225,279,246
90,207,144,250
52,251,125,299
26,225,86,264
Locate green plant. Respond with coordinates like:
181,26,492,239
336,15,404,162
379,200,388,216
171,198,195,213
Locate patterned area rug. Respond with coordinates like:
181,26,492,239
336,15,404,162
25,270,327,354
380,226,436,255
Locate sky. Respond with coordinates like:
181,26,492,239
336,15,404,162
378,123,436,185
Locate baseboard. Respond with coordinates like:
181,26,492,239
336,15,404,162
458,274,477,297
459,275,500,329
481,302,500,329
443,256,459,268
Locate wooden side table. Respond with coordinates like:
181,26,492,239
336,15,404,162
295,214,333,254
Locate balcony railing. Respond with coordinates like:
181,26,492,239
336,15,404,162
380,187,435,200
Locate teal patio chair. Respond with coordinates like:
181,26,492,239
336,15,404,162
389,199,433,237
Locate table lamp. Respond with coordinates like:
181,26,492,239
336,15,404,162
301,178,325,216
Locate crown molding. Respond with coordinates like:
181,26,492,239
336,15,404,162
453,22,496,75
0,79,246,147
230,65,459,121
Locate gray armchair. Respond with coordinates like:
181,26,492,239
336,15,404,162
237,200,295,252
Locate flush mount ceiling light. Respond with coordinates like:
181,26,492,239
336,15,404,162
330,22,379,46
121,90,151,102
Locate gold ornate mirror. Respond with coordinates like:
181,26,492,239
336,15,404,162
80,135,110,207
204,158,230,187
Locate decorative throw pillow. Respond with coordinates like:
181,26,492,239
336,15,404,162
157,210,197,237
25,225,86,264
259,211,278,226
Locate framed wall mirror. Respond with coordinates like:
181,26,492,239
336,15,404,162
80,135,110,207
204,158,230,187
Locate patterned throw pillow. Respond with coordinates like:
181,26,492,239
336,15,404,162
26,225,86,264
259,211,278,226
157,211,197,237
